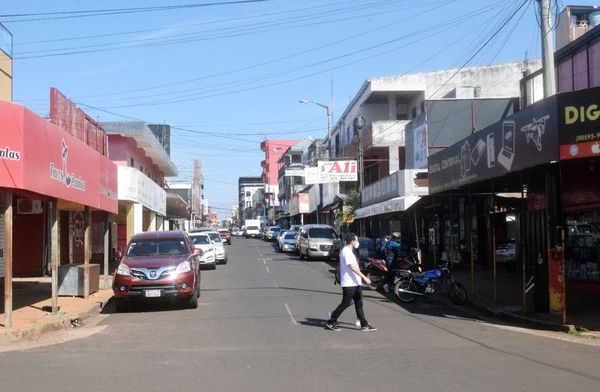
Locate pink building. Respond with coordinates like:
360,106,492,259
260,139,299,207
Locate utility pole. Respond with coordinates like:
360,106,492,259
353,116,366,196
538,0,556,97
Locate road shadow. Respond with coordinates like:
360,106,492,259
300,317,359,331
101,296,194,314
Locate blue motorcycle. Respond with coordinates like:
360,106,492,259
393,262,467,305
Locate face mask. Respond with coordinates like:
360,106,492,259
353,240,359,249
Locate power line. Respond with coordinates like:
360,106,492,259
425,0,529,100
0,1,270,23
81,1,500,109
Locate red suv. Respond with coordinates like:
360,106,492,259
113,231,202,311
218,228,232,245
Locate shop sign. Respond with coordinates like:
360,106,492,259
558,86,600,159
298,193,310,214
428,96,558,193
0,101,118,214
118,166,166,216
305,161,358,185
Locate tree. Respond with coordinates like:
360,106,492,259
334,189,360,232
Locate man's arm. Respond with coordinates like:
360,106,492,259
349,262,371,285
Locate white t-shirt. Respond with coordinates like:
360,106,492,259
339,246,361,287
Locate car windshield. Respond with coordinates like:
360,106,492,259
208,233,222,242
284,233,296,240
308,228,337,239
127,239,187,256
190,235,210,245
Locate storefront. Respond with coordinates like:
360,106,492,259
1,100,117,326
428,94,558,312
556,87,600,317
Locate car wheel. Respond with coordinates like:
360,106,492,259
222,256,228,265
114,297,128,313
186,287,199,309
306,251,312,261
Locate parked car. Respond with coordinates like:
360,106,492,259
297,224,341,260
112,231,201,311
206,231,228,264
279,231,298,253
218,228,232,245
495,238,517,270
276,229,294,249
232,228,245,237
264,226,281,241
189,232,217,270
244,225,261,239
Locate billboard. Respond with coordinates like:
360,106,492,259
428,96,558,194
558,85,600,160
305,160,357,184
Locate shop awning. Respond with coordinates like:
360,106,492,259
354,196,421,219
166,192,189,219
0,101,118,214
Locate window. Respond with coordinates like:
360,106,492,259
246,191,251,197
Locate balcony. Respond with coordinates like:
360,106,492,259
361,169,427,207
342,120,407,157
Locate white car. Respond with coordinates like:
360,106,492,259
189,232,217,269
206,231,228,264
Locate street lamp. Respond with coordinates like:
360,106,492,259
298,99,333,138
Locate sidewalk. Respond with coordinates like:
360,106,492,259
452,268,600,333
0,277,114,345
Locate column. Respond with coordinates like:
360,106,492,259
389,146,400,174
84,207,91,299
3,192,13,328
50,200,59,312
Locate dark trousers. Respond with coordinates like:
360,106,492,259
330,286,368,327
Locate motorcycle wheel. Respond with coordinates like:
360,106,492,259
394,280,417,303
449,282,467,305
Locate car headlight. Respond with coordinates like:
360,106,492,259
175,260,192,273
116,263,131,276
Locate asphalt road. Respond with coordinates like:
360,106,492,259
1,238,600,392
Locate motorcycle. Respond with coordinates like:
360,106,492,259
361,249,422,291
393,262,467,305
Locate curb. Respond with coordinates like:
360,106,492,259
464,299,576,333
0,293,111,345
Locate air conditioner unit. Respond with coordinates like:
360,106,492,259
17,199,43,214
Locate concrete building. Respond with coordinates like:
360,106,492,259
0,23,12,102
102,121,178,251
322,61,542,234
238,177,264,221
260,139,299,212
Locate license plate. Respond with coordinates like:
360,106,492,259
145,289,161,297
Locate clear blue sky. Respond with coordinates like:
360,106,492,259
3,0,596,219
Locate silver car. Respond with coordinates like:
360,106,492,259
206,231,228,264
279,231,298,253
297,224,341,260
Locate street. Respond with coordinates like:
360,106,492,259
1,239,600,392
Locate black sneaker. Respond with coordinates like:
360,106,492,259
325,321,341,331
361,325,377,332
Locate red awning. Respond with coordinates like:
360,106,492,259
0,101,118,214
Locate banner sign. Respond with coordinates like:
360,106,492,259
318,160,357,182
0,101,118,214
428,96,558,194
557,85,600,160
298,193,310,214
